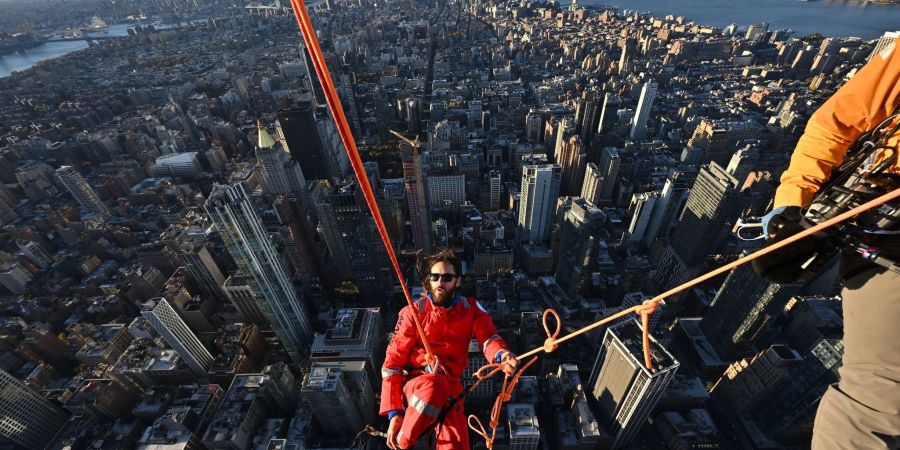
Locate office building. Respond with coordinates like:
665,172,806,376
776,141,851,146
427,174,466,210
301,364,364,436
17,239,53,269
0,369,69,449
142,298,214,378
710,344,802,415
598,93,621,134
588,320,679,450
580,162,603,207
508,403,541,450
163,224,228,298
56,165,108,215
556,198,605,297
597,148,620,204
701,263,801,355
16,161,59,202
518,164,561,244
630,81,657,140
255,120,306,195
310,308,383,386
626,192,660,246
310,180,390,295
222,273,269,328
276,103,331,181
869,31,900,62
669,163,741,266
0,262,32,294
205,183,312,363
149,152,204,178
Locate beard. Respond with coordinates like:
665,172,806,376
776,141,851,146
431,285,456,306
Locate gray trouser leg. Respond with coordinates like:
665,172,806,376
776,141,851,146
812,267,900,449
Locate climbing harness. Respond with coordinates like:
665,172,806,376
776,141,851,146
287,1,900,448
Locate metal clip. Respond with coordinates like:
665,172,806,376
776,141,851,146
734,217,767,241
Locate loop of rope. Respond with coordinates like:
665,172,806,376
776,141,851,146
288,0,439,370
541,309,561,353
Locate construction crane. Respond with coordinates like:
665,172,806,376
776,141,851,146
389,129,421,154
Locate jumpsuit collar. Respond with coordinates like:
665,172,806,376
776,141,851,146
425,293,464,309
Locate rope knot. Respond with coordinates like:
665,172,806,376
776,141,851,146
542,337,558,353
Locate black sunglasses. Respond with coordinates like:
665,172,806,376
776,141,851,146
428,273,458,282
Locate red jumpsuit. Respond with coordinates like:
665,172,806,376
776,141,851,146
380,294,510,450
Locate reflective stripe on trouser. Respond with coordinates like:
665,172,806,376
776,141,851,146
397,373,468,450
812,266,900,450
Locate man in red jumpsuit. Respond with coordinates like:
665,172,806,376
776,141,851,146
381,249,518,450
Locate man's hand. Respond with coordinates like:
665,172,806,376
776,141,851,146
752,206,833,284
500,352,519,376
386,414,403,449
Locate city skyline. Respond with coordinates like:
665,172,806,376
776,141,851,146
0,0,895,449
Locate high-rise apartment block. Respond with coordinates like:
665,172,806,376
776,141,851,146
142,298,214,378
56,165,109,215
518,164,561,244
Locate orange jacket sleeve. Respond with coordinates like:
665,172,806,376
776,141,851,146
380,305,418,415
774,38,900,208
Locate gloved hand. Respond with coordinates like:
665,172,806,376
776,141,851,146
752,206,832,284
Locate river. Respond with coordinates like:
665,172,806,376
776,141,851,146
577,0,899,38
0,22,201,78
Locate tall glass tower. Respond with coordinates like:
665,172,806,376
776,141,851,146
205,182,312,363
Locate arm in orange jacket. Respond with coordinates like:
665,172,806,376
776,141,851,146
774,38,900,208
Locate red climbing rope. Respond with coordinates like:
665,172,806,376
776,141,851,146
288,0,441,370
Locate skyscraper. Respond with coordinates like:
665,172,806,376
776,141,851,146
588,320,679,450
55,165,108,215
669,162,741,266
597,147,620,204
301,364,364,435
630,81,657,140
142,298,214,378
402,142,433,251
310,180,390,295
525,110,544,143
556,198,605,297
700,264,801,355
163,225,227,299
518,164,562,244
205,183,312,363
255,120,305,195
276,103,331,181
581,162,604,206
626,192,660,246
598,93,621,134
0,368,69,449
751,339,844,444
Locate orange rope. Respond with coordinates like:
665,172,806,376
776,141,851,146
288,0,439,370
